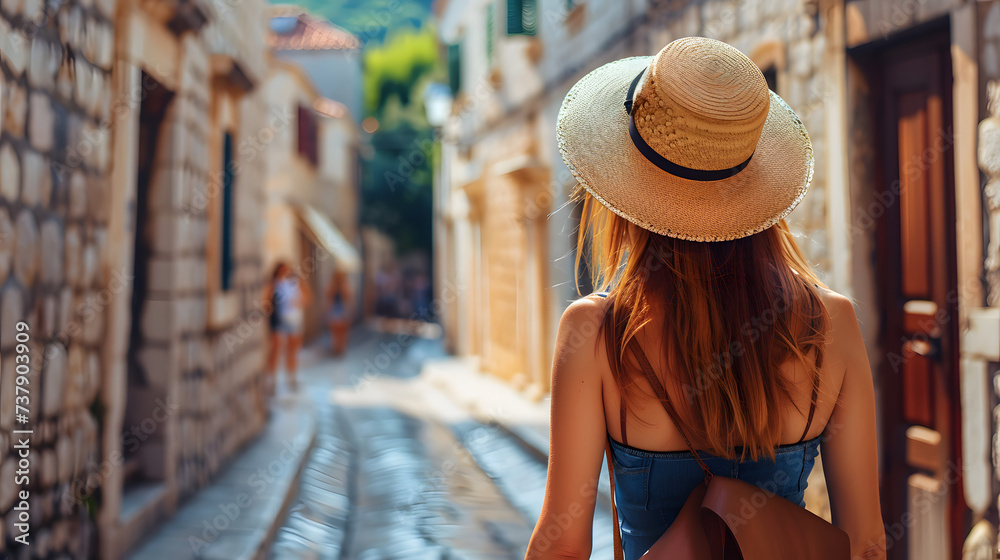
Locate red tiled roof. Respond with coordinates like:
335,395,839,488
267,5,360,51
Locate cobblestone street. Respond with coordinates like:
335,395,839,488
267,329,615,559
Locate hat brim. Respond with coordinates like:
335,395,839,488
557,56,814,242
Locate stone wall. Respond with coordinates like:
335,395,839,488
978,1,1000,552
0,0,272,556
981,3,1000,309
105,3,271,556
0,0,116,556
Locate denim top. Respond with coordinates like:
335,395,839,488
609,435,821,560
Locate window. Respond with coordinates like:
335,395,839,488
762,66,778,92
297,105,319,166
506,0,537,35
220,132,234,291
486,2,496,65
448,42,462,95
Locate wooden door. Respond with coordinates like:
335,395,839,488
870,28,964,560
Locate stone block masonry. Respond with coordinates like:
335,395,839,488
0,0,114,557
0,0,275,557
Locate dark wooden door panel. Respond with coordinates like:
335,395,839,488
897,90,932,299
867,27,961,560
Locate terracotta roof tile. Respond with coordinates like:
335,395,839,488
268,6,360,51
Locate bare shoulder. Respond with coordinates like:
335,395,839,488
551,294,612,374
812,286,868,373
559,293,612,330
813,287,861,336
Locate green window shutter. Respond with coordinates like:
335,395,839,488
507,0,536,35
448,42,462,95
220,132,234,291
486,2,496,64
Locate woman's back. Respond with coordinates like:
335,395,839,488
525,282,884,558
596,289,846,560
531,287,882,559
599,286,849,453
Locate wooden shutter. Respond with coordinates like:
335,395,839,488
297,105,319,167
221,133,234,291
448,42,462,95
486,3,496,64
507,0,536,35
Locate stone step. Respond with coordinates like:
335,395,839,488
126,393,317,560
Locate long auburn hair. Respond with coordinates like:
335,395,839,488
573,186,830,460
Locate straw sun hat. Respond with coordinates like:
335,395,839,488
557,37,814,242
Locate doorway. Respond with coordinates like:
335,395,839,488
857,21,964,560
122,72,175,489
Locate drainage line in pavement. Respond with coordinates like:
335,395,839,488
336,403,359,560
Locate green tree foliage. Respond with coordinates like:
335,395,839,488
363,28,440,117
359,25,444,255
363,123,437,255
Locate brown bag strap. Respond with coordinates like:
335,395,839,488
630,334,822,448
603,292,825,560
620,393,629,446
627,340,714,481
605,440,625,560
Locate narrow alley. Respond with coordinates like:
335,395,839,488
1,1,998,558
267,329,616,559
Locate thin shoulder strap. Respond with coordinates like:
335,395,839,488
627,340,713,482
634,337,822,450
601,291,707,477
797,353,822,443
797,284,824,443
607,339,711,560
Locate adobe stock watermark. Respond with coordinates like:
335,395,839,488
394,405,526,526
380,72,504,195
881,276,981,375
875,0,930,39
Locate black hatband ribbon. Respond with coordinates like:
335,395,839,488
624,70,754,182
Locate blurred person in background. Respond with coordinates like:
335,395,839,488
526,38,883,560
412,272,432,321
375,264,401,318
397,267,415,318
326,269,352,356
266,262,312,391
